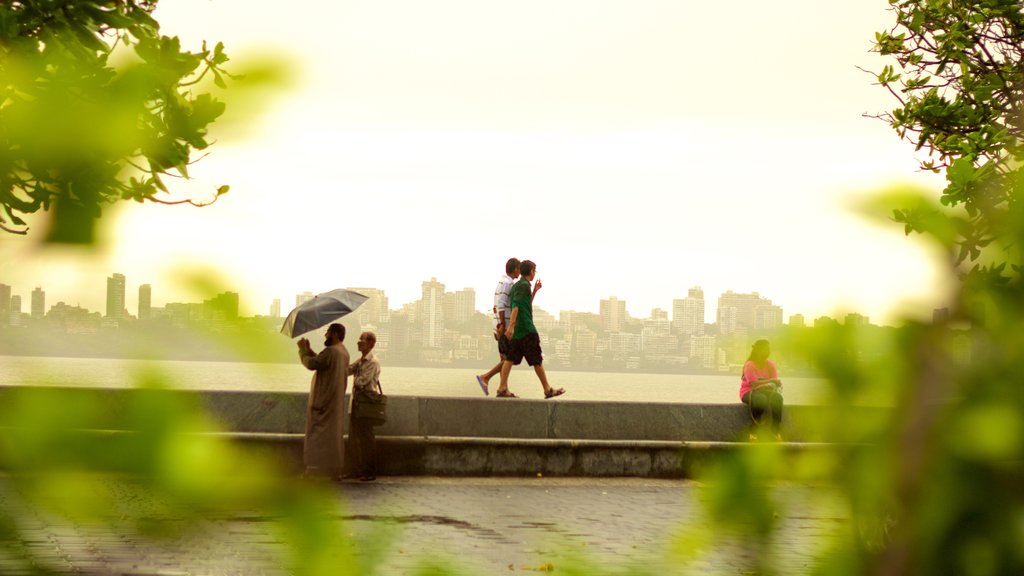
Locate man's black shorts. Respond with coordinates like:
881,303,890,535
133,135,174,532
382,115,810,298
496,333,511,357
507,332,543,366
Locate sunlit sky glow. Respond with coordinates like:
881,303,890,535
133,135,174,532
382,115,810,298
1,0,954,325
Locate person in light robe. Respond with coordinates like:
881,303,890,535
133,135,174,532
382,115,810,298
297,322,350,476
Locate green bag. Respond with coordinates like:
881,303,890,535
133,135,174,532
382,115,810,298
352,381,387,426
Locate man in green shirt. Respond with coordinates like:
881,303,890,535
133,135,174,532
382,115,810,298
495,260,566,399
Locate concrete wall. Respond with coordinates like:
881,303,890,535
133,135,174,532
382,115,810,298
0,386,811,441
0,386,846,477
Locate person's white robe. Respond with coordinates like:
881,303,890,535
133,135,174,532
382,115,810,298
299,342,350,474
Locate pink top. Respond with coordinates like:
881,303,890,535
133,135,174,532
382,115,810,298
740,359,778,400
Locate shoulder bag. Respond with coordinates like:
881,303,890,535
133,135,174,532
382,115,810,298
353,379,387,426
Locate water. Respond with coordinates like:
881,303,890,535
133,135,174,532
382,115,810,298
0,355,828,404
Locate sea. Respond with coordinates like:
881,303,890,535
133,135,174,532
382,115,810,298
0,355,829,404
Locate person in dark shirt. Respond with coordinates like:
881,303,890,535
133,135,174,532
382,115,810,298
494,259,565,399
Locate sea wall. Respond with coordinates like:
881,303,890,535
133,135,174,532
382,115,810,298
0,387,842,477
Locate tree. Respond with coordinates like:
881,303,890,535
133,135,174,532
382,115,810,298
0,1,231,243
869,0,1024,274
825,3,1024,573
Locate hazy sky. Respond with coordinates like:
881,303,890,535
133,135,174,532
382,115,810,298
1,0,953,324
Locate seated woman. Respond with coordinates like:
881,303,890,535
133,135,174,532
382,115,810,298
740,339,784,441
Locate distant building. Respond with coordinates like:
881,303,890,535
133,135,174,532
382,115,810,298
533,307,558,332
47,302,100,334
650,308,669,322
789,313,806,327
295,292,314,307
31,287,45,319
573,326,597,359
420,278,445,349
445,288,476,327
672,286,705,336
0,284,9,325
270,298,281,319
608,332,641,357
754,304,783,330
106,273,126,319
9,294,22,326
138,284,152,320
717,291,779,333
599,296,627,333
348,288,389,326
204,292,239,321
690,335,718,369
844,313,869,327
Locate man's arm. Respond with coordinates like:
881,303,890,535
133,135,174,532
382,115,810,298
298,338,325,370
505,307,519,339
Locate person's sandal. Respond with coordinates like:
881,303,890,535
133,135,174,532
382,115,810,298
544,387,565,399
496,390,519,398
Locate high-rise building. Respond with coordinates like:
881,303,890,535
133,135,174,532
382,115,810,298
844,313,869,327
573,326,597,359
9,294,22,326
0,284,10,325
106,273,126,319
672,286,705,336
717,291,779,332
754,305,783,330
789,314,806,328
348,288,388,326
204,291,239,320
420,278,445,349
30,287,45,319
609,332,641,357
447,288,476,327
690,335,718,369
270,299,281,319
599,296,627,332
138,284,152,320
295,292,314,308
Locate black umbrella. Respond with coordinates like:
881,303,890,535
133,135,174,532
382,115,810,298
280,288,368,338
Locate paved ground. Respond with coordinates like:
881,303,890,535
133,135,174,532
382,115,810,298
0,476,844,575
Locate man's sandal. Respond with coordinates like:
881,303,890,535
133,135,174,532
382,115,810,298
544,388,566,399
496,390,519,398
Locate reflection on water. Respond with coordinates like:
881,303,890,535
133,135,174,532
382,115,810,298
0,355,829,404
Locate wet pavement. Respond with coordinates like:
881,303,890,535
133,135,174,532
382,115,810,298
0,476,845,575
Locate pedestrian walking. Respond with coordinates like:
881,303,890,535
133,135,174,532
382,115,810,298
475,257,520,396
297,322,351,477
348,331,382,481
496,260,565,399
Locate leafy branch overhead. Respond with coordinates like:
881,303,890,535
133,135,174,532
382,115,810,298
866,0,1024,271
0,0,232,242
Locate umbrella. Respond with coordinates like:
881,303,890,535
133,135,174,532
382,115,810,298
280,288,369,338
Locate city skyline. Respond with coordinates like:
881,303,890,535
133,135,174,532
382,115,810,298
1,271,852,328
1,270,896,375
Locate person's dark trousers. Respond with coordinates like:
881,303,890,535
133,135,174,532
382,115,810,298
742,390,783,434
349,415,377,477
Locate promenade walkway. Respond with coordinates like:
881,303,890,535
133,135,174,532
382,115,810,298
1,476,844,575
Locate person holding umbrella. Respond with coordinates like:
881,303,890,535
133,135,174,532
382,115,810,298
297,322,351,478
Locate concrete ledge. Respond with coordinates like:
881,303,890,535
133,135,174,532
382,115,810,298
0,386,867,477
223,432,836,479
0,386,827,441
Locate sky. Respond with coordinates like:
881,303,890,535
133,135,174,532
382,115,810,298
0,0,954,325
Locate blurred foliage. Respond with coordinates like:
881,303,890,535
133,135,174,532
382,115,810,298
8,1,1024,575
665,2,1024,575
0,0,233,243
